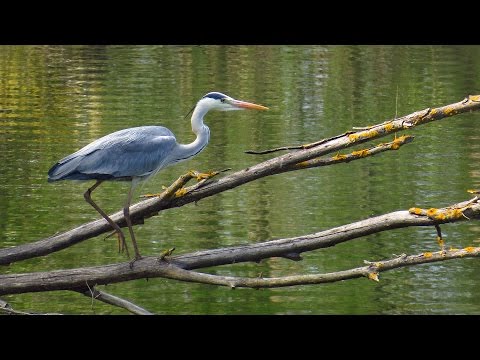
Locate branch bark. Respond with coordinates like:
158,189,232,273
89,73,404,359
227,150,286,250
1,197,479,296
1,95,479,266
114,247,480,289
78,287,153,315
0,298,62,315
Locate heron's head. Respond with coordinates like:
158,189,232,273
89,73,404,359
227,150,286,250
199,92,269,112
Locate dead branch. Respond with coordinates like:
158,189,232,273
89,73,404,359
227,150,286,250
289,135,414,171
0,298,62,315
119,247,480,289
78,287,153,315
1,96,479,266
1,196,479,296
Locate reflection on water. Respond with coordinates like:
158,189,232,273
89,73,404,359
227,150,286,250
1,45,480,314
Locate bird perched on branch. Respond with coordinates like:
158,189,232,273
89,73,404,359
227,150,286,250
48,92,268,265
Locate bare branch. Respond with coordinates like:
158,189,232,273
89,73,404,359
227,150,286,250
288,135,414,171
1,197,479,296
77,286,153,315
0,298,62,315
0,306,32,315
137,247,480,289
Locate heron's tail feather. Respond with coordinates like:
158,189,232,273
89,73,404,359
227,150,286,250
48,156,84,182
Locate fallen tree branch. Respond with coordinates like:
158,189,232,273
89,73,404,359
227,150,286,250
0,298,62,315
123,247,480,289
78,286,153,315
290,135,414,171
1,196,479,296
2,95,478,266
1,242,479,296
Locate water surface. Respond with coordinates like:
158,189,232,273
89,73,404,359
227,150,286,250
1,45,480,314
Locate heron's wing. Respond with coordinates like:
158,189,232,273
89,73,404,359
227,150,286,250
48,126,178,181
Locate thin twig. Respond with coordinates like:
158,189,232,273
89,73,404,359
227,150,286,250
290,135,414,171
78,287,153,315
244,132,355,155
141,247,480,289
0,298,62,315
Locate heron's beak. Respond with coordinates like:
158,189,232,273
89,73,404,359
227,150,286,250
229,99,269,110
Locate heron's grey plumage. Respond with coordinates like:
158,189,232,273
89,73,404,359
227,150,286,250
47,92,267,262
48,126,179,182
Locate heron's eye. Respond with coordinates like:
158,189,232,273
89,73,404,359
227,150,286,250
220,98,226,103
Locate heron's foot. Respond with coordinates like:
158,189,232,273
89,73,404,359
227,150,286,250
104,230,129,255
129,254,143,269
157,247,176,263
104,230,117,241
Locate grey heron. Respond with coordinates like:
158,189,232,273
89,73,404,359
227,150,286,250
48,92,268,263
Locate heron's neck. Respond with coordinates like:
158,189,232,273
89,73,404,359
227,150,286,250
175,103,211,161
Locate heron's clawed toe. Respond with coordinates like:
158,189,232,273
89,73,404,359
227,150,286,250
129,255,143,269
111,230,129,257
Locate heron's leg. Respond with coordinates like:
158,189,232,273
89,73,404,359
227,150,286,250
84,180,130,258
103,230,124,253
124,182,142,266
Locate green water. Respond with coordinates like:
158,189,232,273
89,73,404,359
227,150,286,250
1,45,480,314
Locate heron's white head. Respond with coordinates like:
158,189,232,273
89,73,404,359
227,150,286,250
198,92,269,112
188,91,268,135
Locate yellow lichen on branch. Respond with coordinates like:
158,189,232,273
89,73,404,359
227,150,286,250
367,272,379,282
409,207,424,215
443,107,455,116
391,135,410,150
426,208,438,218
348,129,383,143
384,123,395,132
409,203,473,222
351,149,369,158
332,154,348,161
292,135,414,171
407,95,480,127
